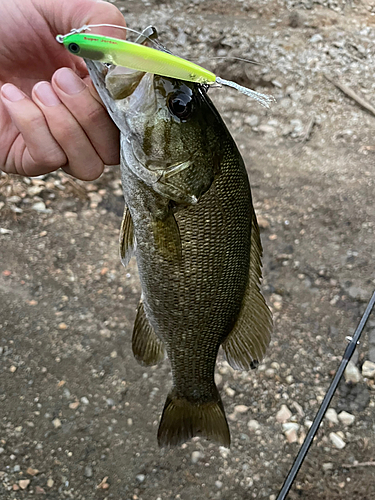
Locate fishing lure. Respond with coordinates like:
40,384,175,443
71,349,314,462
56,24,275,108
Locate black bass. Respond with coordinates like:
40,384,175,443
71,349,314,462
86,45,272,448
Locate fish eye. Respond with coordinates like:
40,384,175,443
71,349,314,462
167,92,193,121
68,43,80,54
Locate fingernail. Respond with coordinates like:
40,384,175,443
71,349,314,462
34,82,60,107
1,83,26,102
54,68,86,95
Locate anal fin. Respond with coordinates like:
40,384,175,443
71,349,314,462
132,301,165,366
222,209,273,370
119,205,135,267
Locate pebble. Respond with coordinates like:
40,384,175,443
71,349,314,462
136,474,145,483
338,411,355,426
276,405,292,423
215,480,223,489
19,479,30,490
329,432,346,449
47,478,54,488
26,467,39,476
31,202,47,212
52,418,62,429
247,419,260,431
81,396,89,405
344,361,361,384
258,124,276,134
7,195,22,203
362,360,375,379
84,466,93,478
322,463,334,471
309,34,323,43
257,215,270,230
0,448,4,454
282,422,299,432
325,408,339,424
234,405,249,413
244,114,259,127
225,387,235,397
191,451,204,464
282,423,299,443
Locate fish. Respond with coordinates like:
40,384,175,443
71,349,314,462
85,36,272,448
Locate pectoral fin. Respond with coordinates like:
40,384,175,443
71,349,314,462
119,205,136,267
222,209,272,370
151,212,182,262
132,301,166,366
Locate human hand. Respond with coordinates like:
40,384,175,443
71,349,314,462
0,0,126,180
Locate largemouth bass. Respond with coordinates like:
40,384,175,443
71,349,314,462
86,38,272,448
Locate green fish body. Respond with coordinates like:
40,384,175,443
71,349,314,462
86,54,272,448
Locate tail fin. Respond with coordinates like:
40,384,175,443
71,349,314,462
157,389,230,448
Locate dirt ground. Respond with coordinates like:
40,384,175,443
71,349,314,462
1,0,375,499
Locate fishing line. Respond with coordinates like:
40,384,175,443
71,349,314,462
276,290,375,500
56,24,162,50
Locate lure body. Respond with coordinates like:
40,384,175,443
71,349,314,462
62,33,216,85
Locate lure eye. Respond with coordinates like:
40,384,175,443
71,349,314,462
167,92,193,121
68,42,80,54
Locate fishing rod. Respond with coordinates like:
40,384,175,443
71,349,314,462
276,289,375,500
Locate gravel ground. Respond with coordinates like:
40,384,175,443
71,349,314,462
1,0,375,499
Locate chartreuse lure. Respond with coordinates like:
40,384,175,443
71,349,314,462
56,24,275,108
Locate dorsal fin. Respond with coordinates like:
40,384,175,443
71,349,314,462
221,209,272,370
